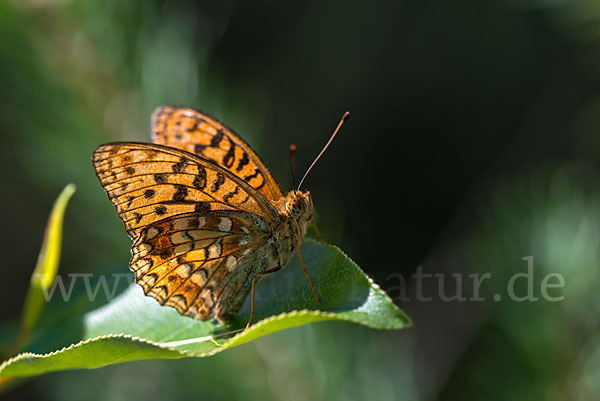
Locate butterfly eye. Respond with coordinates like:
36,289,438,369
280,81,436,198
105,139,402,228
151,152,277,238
286,198,306,217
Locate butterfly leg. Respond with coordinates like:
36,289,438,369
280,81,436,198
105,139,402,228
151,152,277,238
295,241,322,304
311,219,329,246
245,265,282,331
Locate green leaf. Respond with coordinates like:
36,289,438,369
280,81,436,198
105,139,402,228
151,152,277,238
0,239,409,378
9,184,76,355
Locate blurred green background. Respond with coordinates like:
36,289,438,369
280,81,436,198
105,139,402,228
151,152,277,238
1,0,599,400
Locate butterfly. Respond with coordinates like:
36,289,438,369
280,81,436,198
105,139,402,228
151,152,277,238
93,105,349,329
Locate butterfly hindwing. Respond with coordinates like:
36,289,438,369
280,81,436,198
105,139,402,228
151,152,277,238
93,142,278,239
130,211,270,320
151,105,283,201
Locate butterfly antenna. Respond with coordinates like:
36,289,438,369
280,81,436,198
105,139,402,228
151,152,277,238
297,111,350,191
289,144,298,191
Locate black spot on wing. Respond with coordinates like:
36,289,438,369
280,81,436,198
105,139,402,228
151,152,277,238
236,152,250,172
182,230,194,241
243,168,266,191
144,189,155,199
211,129,224,147
223,145,235,168
155,205,167,215
223,187,240,204
211,172,225,192
173,185,188,201
193,165,207,189
243,169,260,182
194,144,206,154
194,202,211,214
171,157,186,173
154,173,167,184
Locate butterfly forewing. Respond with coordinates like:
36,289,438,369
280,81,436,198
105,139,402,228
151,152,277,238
151,106,283,201
93,142,278,239
130,211,270,320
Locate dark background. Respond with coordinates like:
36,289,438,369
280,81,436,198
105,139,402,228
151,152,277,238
1,0,599,400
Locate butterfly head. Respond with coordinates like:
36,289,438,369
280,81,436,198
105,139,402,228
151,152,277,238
283,190,313,220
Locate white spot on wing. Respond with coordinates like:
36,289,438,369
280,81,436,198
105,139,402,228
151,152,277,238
176,263,192,278
190,270,206,285
201,292,214,308
208,242,221,259
226,255,237,271
218,217,232,232
135,259,151,272
135,243,152,257
145,227,159,239
174,218,189,230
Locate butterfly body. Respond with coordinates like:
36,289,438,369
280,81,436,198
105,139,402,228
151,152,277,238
93,106,319,325
216,190,313,322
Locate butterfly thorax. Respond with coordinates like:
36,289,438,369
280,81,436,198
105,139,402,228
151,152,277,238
270,190,313,267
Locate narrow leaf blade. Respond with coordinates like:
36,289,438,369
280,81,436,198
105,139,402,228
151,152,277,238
19,184,76,344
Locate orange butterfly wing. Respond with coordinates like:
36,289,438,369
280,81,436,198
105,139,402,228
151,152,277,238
93,142,278,239
151,105,283,201
93,142,280,320
130,211,270,321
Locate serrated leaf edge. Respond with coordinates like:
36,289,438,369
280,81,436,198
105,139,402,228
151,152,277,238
0,333,181,374
0,241,410,376
1,304,409,376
